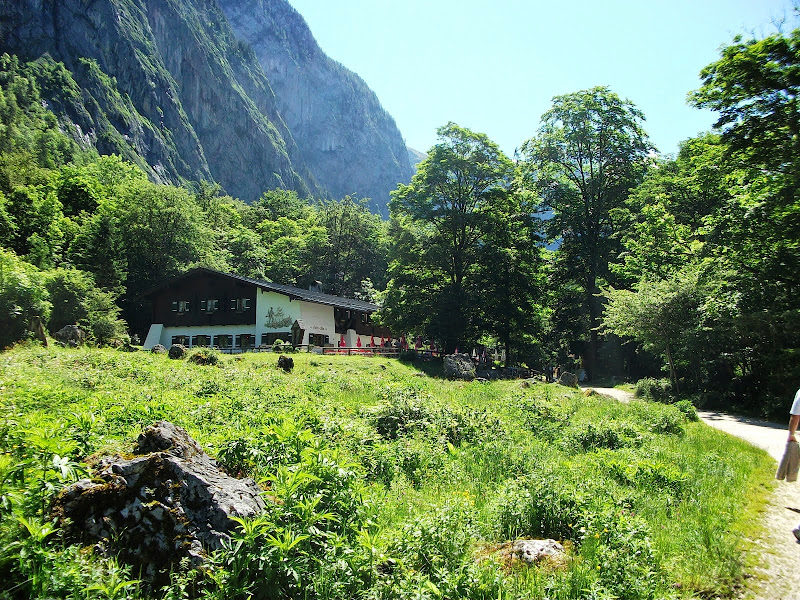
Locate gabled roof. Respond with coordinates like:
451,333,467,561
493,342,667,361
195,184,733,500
141,267,380,313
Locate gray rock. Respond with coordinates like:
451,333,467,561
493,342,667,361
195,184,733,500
512,539,566,565
168,344,187,359
443,353,476,381
54,421,266,582
558,372,579,387
151,344,167,354
54,325,86,347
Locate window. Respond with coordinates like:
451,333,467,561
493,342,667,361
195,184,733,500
171,300,191,313
261,332,291,345
192,335,211,347
230,297,252,312
214,334,232,349
171,335,189,345
199,299,219,313
237,334,255,349
309,334,329,346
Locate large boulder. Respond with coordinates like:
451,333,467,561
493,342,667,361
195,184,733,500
151,344,167,354
558,372,579,388
54,421,266,582
443,353,476,381
512,539,566,565
54,325,85,347
168,343,187,359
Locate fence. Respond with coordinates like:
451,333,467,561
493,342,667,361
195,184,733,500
322,346,400,358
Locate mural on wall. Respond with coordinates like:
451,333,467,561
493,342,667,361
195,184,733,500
265,307,293,329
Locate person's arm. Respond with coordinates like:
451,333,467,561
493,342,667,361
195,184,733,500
789,414,800,441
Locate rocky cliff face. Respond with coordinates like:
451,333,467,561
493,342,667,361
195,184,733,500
0,0,412,210
219,0,413,215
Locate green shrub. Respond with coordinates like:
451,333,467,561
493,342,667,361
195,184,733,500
561,420,644,452
216,417,315,477
188,347,220,366
626,401,688,436
44,267,127,346
489,473,584,541
674,399,699,421
366,386,500,447
368,390,434,440
580,507,666,600
647,410,686,435
0,249,50,349
518,394,573,441
635,377,673,402
391,500,477,575
594,450,689,496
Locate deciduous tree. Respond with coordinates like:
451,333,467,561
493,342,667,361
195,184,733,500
384,122,514,352
521,87,651,378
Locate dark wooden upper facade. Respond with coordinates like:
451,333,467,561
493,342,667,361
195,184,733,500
150,271,256,328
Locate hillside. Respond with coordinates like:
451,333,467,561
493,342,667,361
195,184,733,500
0,345,773,599
0,0,413,211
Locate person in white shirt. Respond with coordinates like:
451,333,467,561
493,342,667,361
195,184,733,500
788,387,800,541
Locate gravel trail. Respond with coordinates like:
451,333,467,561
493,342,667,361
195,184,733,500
586,387,800,600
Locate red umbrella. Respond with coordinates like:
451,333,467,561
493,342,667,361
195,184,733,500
415,336,422,349
370,335,376,347
356,337,362,348
454,346,459,354
380,336,385,347
400,335,407,349
339,334,346,347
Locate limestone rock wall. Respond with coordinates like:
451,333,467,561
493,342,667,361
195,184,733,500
219,0,414,215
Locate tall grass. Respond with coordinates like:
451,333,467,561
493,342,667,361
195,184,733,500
0,345,774,599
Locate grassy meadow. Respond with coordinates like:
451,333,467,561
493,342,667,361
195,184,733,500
0,345,774,599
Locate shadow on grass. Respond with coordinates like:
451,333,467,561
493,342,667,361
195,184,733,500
401,357,444,378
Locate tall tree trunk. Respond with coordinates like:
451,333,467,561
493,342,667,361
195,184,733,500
665,342,679,394
585,273,599,381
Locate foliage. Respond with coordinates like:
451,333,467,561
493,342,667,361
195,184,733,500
384,122,544,361
602,27,800,415
0,248,51,349
187,347,220,366
635,378,674,403
602,269,700,391
44,267,127,345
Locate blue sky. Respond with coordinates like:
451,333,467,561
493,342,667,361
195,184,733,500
287,0,795,158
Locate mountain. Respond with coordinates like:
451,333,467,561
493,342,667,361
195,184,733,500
0,0,413,213
407,147,427,169
219,0,414,216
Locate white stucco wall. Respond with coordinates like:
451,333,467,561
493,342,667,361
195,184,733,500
298,300,335,345
257,290,301,341
157,324,257,348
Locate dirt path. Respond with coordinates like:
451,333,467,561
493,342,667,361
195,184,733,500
586,388,800,600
